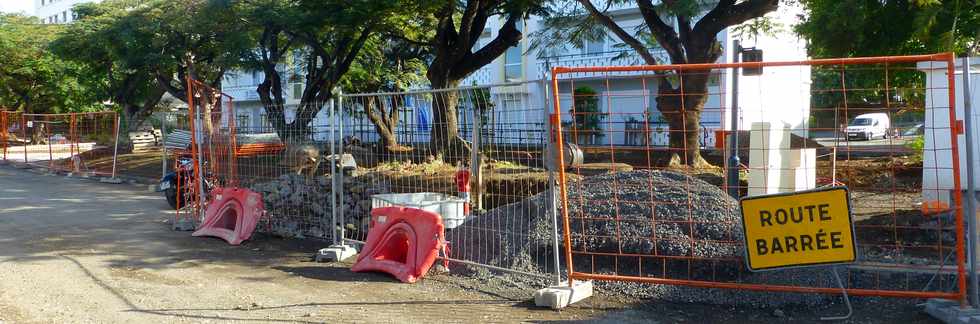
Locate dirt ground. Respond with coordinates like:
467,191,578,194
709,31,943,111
0,165,614,323
0,163,943,323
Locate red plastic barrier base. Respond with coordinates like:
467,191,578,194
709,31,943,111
351,206,445,283
192,187,264,245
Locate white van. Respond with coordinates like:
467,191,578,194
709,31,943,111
846,113,890,141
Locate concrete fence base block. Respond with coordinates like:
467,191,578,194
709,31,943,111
172,218,196,232
315,245,357,262
534,280,593,309
924,298,980,324
100,177,123,184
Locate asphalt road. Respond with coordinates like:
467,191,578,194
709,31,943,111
0,166,619,323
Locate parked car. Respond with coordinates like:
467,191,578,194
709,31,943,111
846,113,891,141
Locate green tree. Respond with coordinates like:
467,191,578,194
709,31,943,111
344,38,430,152
52,2,164,132
571,86,604,134
796,0,979,114
143,0,251,104
0,14,101,114
536,0,779,168
53,0,250,131
237,0,423,142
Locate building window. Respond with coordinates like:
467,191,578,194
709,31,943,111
62,11,67,23
260,113,271,129
503,22,524,82
585,37,605,54
42,0,46,6
236,114,250,131
293,84,302,99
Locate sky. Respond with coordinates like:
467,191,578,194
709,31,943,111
0,0,34,15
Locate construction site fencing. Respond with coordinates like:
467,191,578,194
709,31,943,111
550,53,967,303
180,75,566,282
336,81,560,279
173,79,240,228
0,111,119,178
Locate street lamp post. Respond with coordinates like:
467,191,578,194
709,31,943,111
728,40,762,198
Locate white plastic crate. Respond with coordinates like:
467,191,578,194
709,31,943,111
371,192,469,229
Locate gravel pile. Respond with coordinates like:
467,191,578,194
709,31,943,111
447,169,870,306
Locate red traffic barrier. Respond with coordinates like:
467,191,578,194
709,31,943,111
192,187,264,245
351,206,445,283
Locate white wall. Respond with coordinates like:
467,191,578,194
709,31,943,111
722,2,811,133
35,0,99,24
919,57,980,205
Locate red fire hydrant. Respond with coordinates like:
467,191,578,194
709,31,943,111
455,169,471,215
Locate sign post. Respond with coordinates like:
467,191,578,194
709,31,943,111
740,186,857,319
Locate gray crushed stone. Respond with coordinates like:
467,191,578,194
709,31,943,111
246,173,388,241
448,169,956,307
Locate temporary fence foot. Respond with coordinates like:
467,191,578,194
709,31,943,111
315,244,357,262
172,218,197,232
534,280,593,309
924,299,980,324
100,177,123,184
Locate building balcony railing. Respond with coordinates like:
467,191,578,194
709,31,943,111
460,66,494,86
221,82,301,102
222,85,261,101
537,48,670,79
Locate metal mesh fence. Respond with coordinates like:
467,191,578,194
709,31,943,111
0,111,118,177
550,53,966,301
336,81,560,278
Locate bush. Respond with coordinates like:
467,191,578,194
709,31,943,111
906,136,924,162
572,86,604,134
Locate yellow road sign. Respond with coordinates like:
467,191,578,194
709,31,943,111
739,187,857,271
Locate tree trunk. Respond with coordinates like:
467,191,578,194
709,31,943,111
122,91,164,133
363,96,410,153
656,72,714,169
428,75,471,160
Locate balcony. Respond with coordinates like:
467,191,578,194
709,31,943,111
537,49,669,79
221,83,301,102
222,85,261,101
460,66,494,86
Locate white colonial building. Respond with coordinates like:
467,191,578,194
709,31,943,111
35,0,100,24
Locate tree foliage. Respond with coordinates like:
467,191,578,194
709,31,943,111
53,0,250,131
235,0,427,143
0,14,101,114
345,38,430,152
797,0,979,58
796,0,979,117
52,2,163,131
